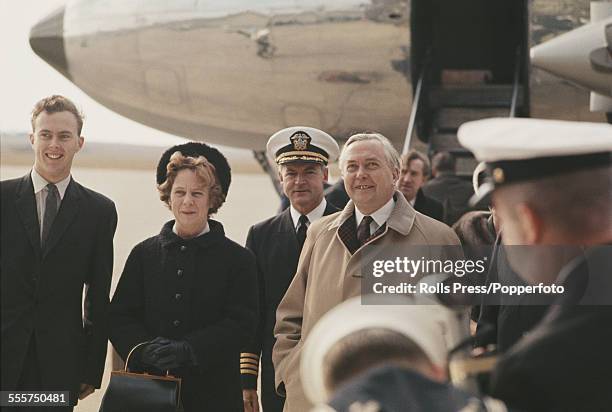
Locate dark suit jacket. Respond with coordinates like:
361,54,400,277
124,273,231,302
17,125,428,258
241,203,339,395
413,189,444,222
1,173,117,402
422,173,475,225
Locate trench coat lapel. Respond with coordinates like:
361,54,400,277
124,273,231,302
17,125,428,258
15,174,42,260
43,178,81,257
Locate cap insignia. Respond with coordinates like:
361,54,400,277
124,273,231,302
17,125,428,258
493,168,505,184
290,131,311,151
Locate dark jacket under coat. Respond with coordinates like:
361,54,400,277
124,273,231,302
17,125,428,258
413,188,444,222
109,220,258,412
1,174,117,403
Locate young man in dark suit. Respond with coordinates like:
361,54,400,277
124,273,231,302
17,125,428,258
397,150,444,222
1,95,117,410
241,127,339,412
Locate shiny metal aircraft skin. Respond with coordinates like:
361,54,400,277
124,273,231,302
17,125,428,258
30,0,607,151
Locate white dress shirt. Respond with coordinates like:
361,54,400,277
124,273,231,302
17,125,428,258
31,169,71,238
290,198,328,231
355,196,395,235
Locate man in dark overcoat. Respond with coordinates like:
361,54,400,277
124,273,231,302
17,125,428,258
1,95,117,410
422,151,475,225
240,127,340,412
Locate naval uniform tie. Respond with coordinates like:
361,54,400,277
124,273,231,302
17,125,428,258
296,215,309,251
41,183,60,249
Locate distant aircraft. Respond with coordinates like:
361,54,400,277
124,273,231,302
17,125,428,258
29,0,611,180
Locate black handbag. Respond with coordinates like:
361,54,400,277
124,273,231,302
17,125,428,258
99,342,183,412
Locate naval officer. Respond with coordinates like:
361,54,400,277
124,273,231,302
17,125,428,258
241,127,340,412
458,117,612,411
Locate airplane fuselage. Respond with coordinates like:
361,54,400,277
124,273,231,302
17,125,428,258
30,0,607,151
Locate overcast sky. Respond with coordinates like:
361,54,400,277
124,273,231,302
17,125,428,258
0,0,185,146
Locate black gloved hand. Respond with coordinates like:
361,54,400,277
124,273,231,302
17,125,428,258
151,339,198,370
139,337,171,369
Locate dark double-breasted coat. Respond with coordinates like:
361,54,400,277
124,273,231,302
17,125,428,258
241,203,338,412
1,173,117,403
109,220,258,412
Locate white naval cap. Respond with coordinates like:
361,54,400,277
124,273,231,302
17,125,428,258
266,126,340,166
458,117,612,206
300,295,464,404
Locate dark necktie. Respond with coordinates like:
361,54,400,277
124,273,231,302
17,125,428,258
296,215,309,251
42,183,59,248
357,215,373,246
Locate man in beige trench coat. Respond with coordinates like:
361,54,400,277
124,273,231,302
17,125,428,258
272,133,462,411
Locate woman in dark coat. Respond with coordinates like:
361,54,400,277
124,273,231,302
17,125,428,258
109,143,258,411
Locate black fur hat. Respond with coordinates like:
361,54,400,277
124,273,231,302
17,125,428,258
156,142,231,196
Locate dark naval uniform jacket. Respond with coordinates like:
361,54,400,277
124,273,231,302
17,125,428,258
1,173,117,404
475,236,549,352
241,202,338,411
490,245,612,411
109,220,258,412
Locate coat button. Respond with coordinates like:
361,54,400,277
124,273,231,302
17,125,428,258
173,320,181,327
175,293,182,300
180,246,187,252
177,269,183,277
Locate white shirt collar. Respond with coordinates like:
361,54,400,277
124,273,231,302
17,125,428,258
172,221,210,238
290,198,327,230
355,196,395,228
31,169,71,200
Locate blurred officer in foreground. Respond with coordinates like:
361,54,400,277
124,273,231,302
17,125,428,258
241,127,339,412
273,133,461,411
301,296,507,412
1,95,117,410
459,117,612,412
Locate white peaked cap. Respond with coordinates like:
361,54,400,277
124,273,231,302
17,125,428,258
458,117,612,162
300,295,466,404
266,126,340,165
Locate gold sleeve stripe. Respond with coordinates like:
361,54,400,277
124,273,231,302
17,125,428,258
240,363,258,370
240,353,260,360
241,369,259,376
241,359,259,366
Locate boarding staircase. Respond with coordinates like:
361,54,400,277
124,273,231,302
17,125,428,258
404,0,530,175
